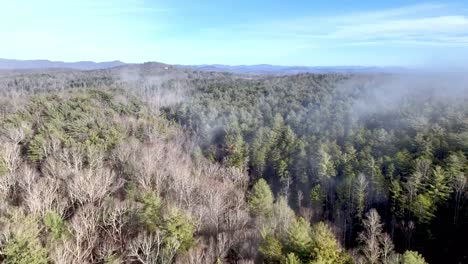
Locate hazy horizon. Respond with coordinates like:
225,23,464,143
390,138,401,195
0,57,406,67
0,57,464,71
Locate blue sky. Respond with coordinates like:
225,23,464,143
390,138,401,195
1,0,468,66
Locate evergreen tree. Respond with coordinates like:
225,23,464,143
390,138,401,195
427,166,450,203
248,179,274,216
309,222,346,264
251,127,270,178
260,235,284,263
316,143,336,179
402,250,427,264
411,193,435,224
223,128,247,168
285,253,302,264
163,208,194,252
285,217,312,261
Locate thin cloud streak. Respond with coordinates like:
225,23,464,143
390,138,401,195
328,16,468,43
206,3,468,47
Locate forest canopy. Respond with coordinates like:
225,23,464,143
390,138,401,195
0,64,466,263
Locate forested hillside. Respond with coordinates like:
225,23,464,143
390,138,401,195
163,72,468,263
0,65,466,263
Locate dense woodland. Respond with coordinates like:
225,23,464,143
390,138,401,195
0,64,466,263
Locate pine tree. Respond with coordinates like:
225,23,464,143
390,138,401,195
285,217,312,261
251,127,270,178
163,208,194,252
402,250,427,264
248,179,274,216
223,128,247,168
411,193,435,224
309,222,345,264
260,235,284,263
427,166,451,203
285,253,302,264
316,144,336,179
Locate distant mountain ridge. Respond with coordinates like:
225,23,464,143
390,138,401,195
0,58,404,74
0,58,126,70
189,64,405,74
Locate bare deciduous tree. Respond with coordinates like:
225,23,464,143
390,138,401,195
1,126,26,145
69,168,118,205
102,199,134,248
128,231,163,264
180,243,208,264
65,205,101,263
17,164,39,197
380,233,394,264
24,177,65,216
0,141,21,174
49,242,75,264
201,186,229,235
354,173,369,218
43,147,85,181
0,172,15,203
358,209,383,264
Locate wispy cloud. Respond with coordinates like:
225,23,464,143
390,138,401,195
169,2,468,65
329,16,468,43
65,1,172,16
212,3,468,47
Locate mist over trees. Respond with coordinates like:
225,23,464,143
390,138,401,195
0,64,466,263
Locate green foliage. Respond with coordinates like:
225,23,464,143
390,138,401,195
259,235,284,263
269,125,297,185
285,253,302,264
2,64,467,263
310,184,325,207
248,179,274,216
285,217,312,261
251,128,270,178
223,128,247,168
2,238,48,264
0,210,48,264
309,222,345,264
261,219,347,264
445,152,466,179
390,179,404,216
317,144,336,179
402,251,427,264
139,191,162,233
43,211,68,241
136,191,194,254
163,208,194,252
27,135,47,162
10,91,133,162
427,166,451,203
411,194,435,224
167,71,467,249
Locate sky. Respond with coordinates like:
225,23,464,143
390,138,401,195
0,0,468,67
